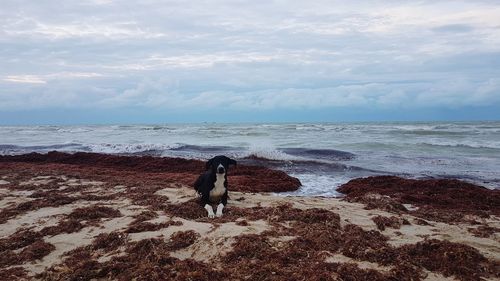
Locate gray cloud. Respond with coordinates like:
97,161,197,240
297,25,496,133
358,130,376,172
0,0,499,118
433,24,474,33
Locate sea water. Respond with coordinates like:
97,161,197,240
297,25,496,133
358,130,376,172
1,122,499,196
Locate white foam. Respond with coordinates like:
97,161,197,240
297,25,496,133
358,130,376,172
276,174,348,197
86,143,183,154
418,141,500,150
242,143,301,161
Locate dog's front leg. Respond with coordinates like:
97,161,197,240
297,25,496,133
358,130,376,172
216,203,224,217
216,191,228,217
204,204,215,218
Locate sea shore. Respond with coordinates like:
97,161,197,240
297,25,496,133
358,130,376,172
0,152,498,280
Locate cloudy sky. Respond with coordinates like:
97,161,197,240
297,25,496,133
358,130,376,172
1,0,499,124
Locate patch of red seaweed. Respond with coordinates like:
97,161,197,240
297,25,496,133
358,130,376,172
399,239,499,281
68,205,122,221
125,220,183,233
132,210,158,222
340,224,394,264
40,219,85,236
0,267,28,280
0,151,301,192
372,215,409,231
1,240,55,267
168,230,200,251
125,187,169,210
17,240,55,262
338,176,500,222
467,225,500,238
164,199,208,220
91,232,128,252
0,229,42,252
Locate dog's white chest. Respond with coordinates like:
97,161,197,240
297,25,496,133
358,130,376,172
209,174,226,201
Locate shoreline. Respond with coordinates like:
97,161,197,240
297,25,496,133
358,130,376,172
0,152,499,280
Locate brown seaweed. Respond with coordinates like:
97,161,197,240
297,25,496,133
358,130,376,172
0,229,42,252
372,215,409,231
125,220,183,233
40,219,85,236
399,239,499,281
467,225,500,238
0,267,28,280
68,205,122,221
0,151,301,192
338,176,500,223
17,240,55,263
168,230,200,251
91,232,128,252
1,241,55,267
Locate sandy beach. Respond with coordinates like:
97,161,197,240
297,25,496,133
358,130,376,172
0,152,499,280
3,0,500,279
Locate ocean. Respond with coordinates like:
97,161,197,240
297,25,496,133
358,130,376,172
1,122,499,196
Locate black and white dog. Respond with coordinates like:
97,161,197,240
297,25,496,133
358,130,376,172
194,155,237,218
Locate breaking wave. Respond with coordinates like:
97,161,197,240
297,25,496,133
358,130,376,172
1,121,499,193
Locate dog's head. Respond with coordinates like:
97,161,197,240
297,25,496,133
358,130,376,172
205,155,237,175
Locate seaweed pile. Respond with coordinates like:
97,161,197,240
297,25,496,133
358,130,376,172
0,151,301,192
338,176,500,223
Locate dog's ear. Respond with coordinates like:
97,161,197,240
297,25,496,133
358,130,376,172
228,158,237,166
205,158,214,170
